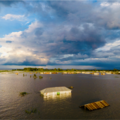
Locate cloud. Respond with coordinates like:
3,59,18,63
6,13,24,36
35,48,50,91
46,1,120,29
0,20,106,67
2,14,25,21
0,0,120,69
41,23,106,57
93,2,120,29
96,39,120,52
0,21,48,66
6,41,12,43
0,0,24,6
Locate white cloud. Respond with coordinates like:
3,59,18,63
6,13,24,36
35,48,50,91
2,14,25,21
100,2,110,7
94,2,120,28
0,21,48,65
96,39,120,51
25,20,43,33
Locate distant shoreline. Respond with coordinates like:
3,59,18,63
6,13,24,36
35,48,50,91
0,68,120,75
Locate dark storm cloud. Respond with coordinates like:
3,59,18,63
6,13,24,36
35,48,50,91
3,60,46,66
76,60,120,70
35,28,44,36
48,58,120,70
42,23,106,57
6,41,12,43
46,1,120,29
0,0,24,6
23,0,120,30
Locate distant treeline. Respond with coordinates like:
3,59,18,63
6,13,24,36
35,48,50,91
11,68,120,71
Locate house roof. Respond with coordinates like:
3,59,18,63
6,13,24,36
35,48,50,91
80,100,109,111
40,86,71,94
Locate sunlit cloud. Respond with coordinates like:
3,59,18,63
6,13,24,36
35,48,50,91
2,14,25,21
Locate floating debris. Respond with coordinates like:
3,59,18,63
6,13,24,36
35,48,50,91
69,86,73,89
80,100,109,111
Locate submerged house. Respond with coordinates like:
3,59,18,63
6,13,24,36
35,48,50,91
94,72,99,75
52,72,57,74
68,72,74,74
106,72,111,74
40,72,44,74
81,72,86,74
44,72,52,74
76,72,81,74
101,73,105,75
40,86,72,96
84,72,91,74
62,72,68,74
80,100,109,111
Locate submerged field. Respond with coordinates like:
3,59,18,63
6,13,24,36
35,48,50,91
0,72,120,119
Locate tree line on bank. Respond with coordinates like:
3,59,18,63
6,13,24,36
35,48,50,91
11,68,120,72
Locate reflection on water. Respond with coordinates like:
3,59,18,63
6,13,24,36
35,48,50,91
43,92,71,101
0,72,120,119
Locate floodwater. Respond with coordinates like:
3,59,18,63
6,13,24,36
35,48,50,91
0,72,120,119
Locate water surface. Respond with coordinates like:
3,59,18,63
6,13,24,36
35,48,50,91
0,72,120,119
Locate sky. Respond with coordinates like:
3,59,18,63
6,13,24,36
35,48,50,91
0,0,120,70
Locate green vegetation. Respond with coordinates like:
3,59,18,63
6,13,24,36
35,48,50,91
20,92,28,96
39,76,43,79
57,92,60,95
0,68,118,75
25,108,37,114
115,76,119,78
23,74,27,76
33,74,37,79
33,74,37,77
21,67,120,73
74,73,77,74
0,70,9,72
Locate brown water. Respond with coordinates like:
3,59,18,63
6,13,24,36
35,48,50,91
0,72,120,119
